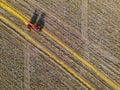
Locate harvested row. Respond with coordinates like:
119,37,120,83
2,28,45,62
0,2,109,89
88,1,120,84
0,21,88,90
0,14,94,89
1,0,120,89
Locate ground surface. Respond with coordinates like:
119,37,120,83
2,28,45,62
0,0,120,90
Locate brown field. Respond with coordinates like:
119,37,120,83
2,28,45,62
0,0,120,90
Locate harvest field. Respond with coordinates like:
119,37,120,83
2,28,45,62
0,0,120,90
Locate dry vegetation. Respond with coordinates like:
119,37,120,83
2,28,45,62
0,0,120,90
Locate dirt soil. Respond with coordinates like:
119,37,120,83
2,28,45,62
0,0,120,90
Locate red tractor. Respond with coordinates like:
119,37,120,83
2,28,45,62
27,11,46,32
27,22,41,31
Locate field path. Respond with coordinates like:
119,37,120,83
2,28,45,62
81,0,90,59
23,44,31,90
